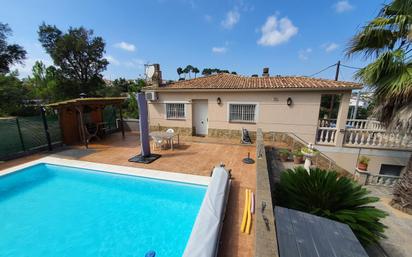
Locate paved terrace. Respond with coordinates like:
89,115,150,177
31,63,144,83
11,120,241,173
0,132,259,257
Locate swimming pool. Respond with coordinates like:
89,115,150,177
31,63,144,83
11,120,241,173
0,158,207,257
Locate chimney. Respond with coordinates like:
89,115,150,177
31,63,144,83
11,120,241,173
146,64,162,87
151,64,162,87
262,67,269,77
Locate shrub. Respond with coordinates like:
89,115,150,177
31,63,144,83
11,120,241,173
301,146,319,155
292,149,303,157
277,166,387,245
278,148,290,156
359,156,370,165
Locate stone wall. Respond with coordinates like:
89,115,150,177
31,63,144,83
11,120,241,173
268,131,351,176
149,125,193,136
208,128,257,140
255,128,279,257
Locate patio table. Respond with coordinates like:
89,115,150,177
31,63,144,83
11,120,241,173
149,131,178,150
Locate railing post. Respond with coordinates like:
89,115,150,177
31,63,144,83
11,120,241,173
40,106,53,151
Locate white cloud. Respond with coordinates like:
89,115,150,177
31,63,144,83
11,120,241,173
221,10,240,29
334,1,353,13
10,42,53,78
323,42,339,52
257,15,298,46
113,41,136,52
212,47,227,54
124,58,146,69
298,48,312,60
12,58,53,78
105,55,120,65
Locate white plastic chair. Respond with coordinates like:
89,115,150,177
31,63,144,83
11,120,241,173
166,128,175,149
152,136,165,150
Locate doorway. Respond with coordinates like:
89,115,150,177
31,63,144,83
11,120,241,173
192,100,208,136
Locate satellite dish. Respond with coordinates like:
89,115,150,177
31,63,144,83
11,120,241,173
146,65,155,79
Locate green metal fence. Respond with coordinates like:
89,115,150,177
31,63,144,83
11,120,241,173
0,113,62,161
102,105,118,132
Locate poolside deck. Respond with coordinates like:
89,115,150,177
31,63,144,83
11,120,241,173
0,132,256,257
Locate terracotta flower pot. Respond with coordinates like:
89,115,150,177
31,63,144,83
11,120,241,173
293,156,303,164
279,154,289,162
357,163,368,171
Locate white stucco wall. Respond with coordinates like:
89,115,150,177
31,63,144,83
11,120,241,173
317,145,410,175
147,90,352,142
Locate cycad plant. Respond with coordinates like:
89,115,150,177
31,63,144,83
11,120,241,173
277,167,387,245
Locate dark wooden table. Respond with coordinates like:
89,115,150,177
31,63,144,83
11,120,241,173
275,206,369,257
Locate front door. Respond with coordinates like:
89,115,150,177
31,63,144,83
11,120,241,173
193,100,208,135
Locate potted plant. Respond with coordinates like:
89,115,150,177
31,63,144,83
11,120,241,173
292,149,304,164
357,156,370,171
301,144,319,172
278,149,290,162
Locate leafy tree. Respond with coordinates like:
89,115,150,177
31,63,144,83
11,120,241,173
192,67,199,78
112,78,134,93
38,23,108,98
0,23,26,74
202,68,211,76
177,67,183,79
0,72,29,116
201,67,236,76
25,61,59,101
183,65,194,79
124,79,145,118
277,166,387,245
346,0,412,212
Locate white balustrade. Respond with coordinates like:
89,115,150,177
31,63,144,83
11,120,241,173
317,118,412,150
366,174,400,187
316,127,337,145
344,128,412,149
354,169,400,187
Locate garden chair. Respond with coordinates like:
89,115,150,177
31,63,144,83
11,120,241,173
151,135,165,150
83,124,100,143
166,128,175,148
240,128,252,144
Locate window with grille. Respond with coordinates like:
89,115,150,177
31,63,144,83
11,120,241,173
229,104,257,123
166,103,185,119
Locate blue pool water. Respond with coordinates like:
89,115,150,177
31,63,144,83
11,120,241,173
0,163,206,257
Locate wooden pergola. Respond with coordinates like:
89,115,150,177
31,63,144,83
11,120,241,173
48,97,126,148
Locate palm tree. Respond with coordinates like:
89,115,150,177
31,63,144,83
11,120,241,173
192,67,199,78
346,0,412,213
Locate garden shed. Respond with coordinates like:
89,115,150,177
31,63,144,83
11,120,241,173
48,97,126,148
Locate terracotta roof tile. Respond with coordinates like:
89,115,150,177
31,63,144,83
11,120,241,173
149,73,361,90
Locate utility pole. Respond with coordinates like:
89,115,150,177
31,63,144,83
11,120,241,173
335,60,341,81
328,61,341,119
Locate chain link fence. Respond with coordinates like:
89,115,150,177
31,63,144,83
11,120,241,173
0,112,62,161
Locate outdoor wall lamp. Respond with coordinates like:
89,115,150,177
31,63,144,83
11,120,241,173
217,97,222,105
287,97,293,106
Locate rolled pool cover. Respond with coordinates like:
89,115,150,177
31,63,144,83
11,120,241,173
182,166,230,257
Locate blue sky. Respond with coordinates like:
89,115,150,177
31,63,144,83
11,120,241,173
1,0,385,82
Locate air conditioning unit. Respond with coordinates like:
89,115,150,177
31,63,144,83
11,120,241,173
145,91,158,101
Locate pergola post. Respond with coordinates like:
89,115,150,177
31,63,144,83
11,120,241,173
76,106,88,149
119,104,125,139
